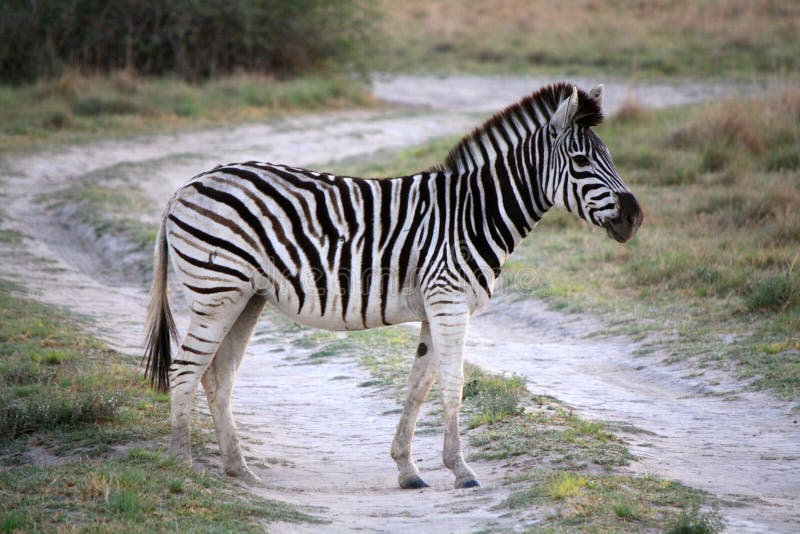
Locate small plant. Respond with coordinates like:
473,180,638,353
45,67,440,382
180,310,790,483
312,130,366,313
612,495,638,519
168,479,184,494
108,489,145,518
545,472,587,500
0,511,28,532
666,512,720,534
744,272,798,312
564,416,612,442
463,366,526,428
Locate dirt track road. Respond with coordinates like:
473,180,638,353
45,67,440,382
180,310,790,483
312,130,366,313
1,75,798,532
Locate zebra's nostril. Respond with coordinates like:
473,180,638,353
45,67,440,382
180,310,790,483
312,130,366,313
626,215,636,225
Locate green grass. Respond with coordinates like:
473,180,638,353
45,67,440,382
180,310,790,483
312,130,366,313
0,72,374,153
328,90,800,407
462,367,526,428
502,471,720,533
0,280,319,530
376,0,800,80
0,449,319,532
546,472,587,500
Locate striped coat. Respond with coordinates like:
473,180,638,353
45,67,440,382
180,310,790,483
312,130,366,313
145,82,642,488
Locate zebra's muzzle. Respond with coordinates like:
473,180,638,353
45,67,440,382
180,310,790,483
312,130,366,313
605,192,643,243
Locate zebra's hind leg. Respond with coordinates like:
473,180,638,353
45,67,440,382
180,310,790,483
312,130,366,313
391,321,436,489
201,294,267,481
169,297,250,465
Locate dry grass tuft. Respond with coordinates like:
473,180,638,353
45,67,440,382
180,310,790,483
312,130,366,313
612,99,652,124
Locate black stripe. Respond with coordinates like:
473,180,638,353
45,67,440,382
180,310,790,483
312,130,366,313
377,178,394,249
187,333,215,344
181,344,211,355
173,247,249,282
183,283,240,294
168,214,263,274
356,180,375,327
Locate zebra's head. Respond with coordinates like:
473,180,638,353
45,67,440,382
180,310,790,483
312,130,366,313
545,84,643,243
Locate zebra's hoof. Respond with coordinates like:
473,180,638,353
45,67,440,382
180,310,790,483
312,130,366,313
455,478,481,489
399,475,430,489
226,466,261,484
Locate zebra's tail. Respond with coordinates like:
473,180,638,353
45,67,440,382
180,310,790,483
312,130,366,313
143,215,178,394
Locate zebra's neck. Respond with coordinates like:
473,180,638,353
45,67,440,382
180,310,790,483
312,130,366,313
439,121,552,277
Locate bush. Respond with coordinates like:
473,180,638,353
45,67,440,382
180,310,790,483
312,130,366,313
0,389,121,439
0,0,376,84
744,272,798,312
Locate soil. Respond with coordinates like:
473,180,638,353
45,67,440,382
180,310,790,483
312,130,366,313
1,75,797,533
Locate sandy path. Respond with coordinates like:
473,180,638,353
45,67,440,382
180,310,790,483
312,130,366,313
468,299,800,532
1,75,797,532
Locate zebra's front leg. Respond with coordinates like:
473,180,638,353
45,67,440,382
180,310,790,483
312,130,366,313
427,301,480,489
391,321,437,489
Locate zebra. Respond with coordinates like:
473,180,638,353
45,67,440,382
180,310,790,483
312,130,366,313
144,82,643,489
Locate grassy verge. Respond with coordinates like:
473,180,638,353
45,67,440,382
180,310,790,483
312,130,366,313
0,71,374,154
0,279,319,531
376,0,799,80
286,319,717,532
328,90,800,408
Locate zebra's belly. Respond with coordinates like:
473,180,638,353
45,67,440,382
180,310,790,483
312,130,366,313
266,292,425,332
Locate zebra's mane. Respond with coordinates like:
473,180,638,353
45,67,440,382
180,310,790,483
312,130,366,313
433,82,603,173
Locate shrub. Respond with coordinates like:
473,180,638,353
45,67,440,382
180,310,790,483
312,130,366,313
744,272,798,312
71,97,140,117
0,389,122,439
0,0,376,84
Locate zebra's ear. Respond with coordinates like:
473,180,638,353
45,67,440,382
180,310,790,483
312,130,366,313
589,84,604,109
551,85,579,133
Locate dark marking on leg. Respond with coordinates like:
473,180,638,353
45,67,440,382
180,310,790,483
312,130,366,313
181,344,212,355
416,342,428,358
188,332,215,344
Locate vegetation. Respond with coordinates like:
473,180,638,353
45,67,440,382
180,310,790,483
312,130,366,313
328,90,800,406
0,0,375,83
502,471,720,533
376,0,800,79
0,280,318,531
0,72,374,153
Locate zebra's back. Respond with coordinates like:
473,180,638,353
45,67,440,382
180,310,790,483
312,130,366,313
165,161,436,330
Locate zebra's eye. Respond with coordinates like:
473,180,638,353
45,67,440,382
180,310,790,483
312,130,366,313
573,155,590,167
